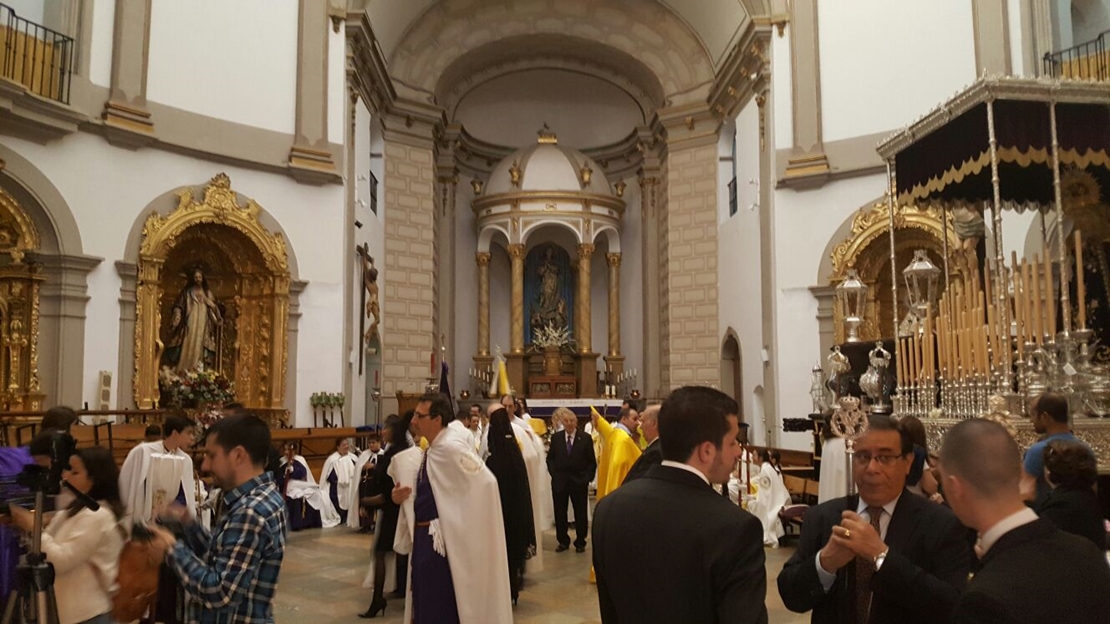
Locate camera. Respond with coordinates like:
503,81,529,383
21,430,77,496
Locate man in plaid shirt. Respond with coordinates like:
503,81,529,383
151,414,288,623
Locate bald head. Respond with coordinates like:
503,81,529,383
939,418,1021,499
641,404,661,443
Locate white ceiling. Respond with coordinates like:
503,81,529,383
365,0,748,68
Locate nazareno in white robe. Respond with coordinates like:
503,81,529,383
118,441,197,529
320,450,358,514
511,415,549,574
400,424,512,624
280,455,341,528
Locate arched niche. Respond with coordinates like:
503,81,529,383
0,145,98,409
821,200,960,344
721,329,743,421
130,174,293,412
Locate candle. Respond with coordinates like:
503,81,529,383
1043,243,1056,339
1031,255,1043,344
896,338,904,387
981,326,990,377
1011,253,1023,348
1076,230,1087,329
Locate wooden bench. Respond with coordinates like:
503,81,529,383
779,474,820,540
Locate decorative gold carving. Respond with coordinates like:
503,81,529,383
576,244,594,354
471,178,484,195
0,187,40,264
607,253,621,357
506,244,525,260
830,201,957,281
606,252,621,268
476,252,491,357
135,174,290,410
537,123,558,145
475,252,491,267
613,181,626,198
509,161,523,188
580,163,593,187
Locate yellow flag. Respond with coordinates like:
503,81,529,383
497,355,511,396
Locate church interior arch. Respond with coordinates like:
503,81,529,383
720,329,743,421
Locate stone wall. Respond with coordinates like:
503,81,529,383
662,141,721,389
382,140,438,395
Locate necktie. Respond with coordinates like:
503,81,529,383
854,506,884,623
567,434,574,455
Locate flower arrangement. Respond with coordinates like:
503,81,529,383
532,322,574,350
160,367,235,408
310,392,346,408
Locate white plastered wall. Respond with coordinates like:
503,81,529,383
146,0,298,134
771,174,886,450
718,100,767,446
817,0,977,143
2,133,345,426
88,0,115,88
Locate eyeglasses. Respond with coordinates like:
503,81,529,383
852,453,904,466
414,411,430,419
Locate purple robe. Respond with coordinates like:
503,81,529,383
411,459,459,624
278,461,321,531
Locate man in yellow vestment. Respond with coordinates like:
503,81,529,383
589,405,642,582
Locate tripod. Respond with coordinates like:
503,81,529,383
2,489,59,624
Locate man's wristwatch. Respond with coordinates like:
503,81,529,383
874,548,889,571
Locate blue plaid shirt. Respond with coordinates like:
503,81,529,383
166,472,288,624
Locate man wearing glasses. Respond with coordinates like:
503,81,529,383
777,415,971,623
391,395,513,623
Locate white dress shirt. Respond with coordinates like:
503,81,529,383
978,507,1038,556
660,460,710,486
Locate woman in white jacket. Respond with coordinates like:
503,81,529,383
747,448,792,548
10,446,125,624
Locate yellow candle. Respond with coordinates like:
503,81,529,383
1031,254,1043,344
1076,230,1087,330
1043,243,1056,339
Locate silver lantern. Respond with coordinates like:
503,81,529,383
837,269,869,343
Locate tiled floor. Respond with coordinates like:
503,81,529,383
274,527,809,623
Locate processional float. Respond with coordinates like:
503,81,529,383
862,76,1110,468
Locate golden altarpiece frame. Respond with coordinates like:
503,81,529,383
829,201,961,343
0,186,44,410
134,174,290,410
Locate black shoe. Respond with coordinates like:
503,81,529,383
575,545,586,553
358,598,386,618
556,544,570,552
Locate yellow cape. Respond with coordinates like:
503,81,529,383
593,407,642,501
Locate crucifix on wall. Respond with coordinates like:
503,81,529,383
356,243,379,375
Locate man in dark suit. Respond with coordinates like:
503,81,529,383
594,386,767,624
546,407,596,553
938,418,1110,623
777,415,970,624
623,405,661,484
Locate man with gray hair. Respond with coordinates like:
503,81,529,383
546,407,595,553
623,405,661,484
938,418,1110,623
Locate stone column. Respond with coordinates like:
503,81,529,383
508,244,525,354
476,252,491,357
604,252,624,381
606,252,621,357
575,243,598,396
288,0,338,182
576,244,594,353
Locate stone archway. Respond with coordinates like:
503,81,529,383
721,329,743,420
133,174,291,410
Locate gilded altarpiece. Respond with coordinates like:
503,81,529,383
0,187,44,410
134,174,290,410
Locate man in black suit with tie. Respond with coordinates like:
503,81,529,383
546,407,596,553
777,414,971,623
593,386,767,624
937,418,1110,623
623,405,661,484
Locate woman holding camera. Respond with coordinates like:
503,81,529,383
10,447,125,624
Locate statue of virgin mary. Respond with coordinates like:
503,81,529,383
163,266,223,373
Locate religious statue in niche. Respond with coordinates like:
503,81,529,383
162,266,224,373
530,247,569,340
951,204,985,277
359,245,380,345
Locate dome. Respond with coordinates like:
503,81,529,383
485,127,613,196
